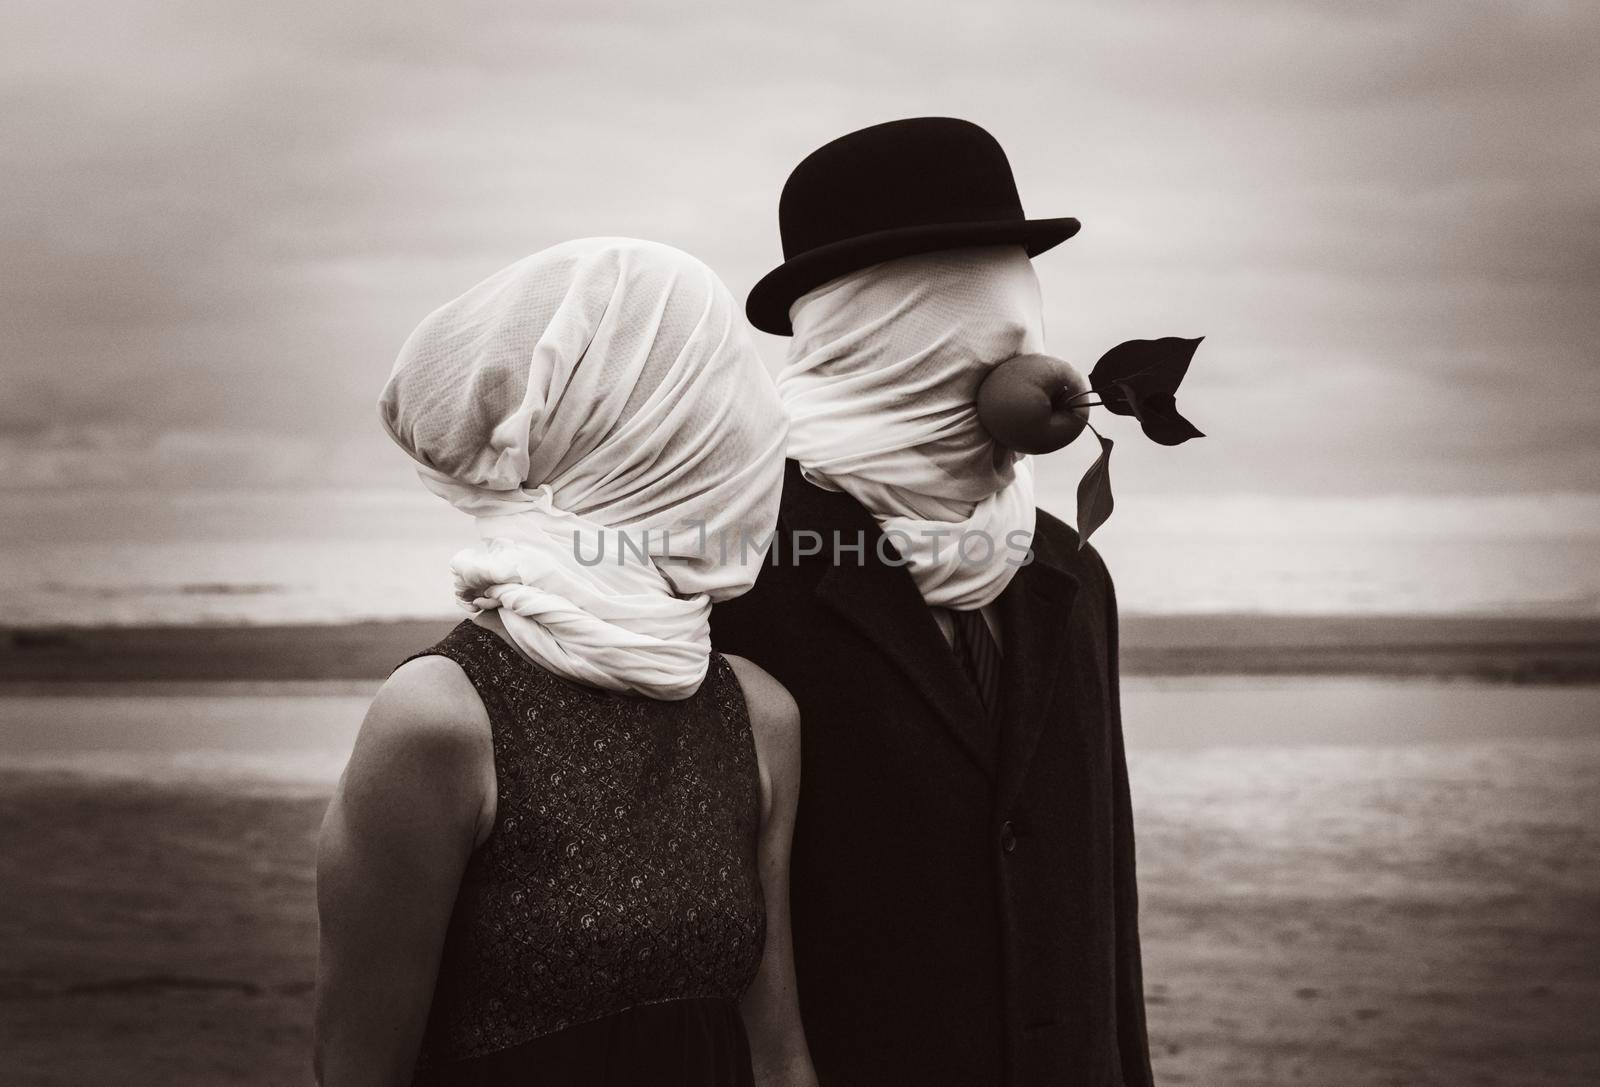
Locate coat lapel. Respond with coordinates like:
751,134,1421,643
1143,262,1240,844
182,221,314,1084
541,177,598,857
993,533,1080,812
780,463,998,777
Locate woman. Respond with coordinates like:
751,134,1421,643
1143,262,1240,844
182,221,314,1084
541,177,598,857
314,238,817,1087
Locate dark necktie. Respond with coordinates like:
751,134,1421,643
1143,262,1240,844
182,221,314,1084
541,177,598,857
950,608,1004,725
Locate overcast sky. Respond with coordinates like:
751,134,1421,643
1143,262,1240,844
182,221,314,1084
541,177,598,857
3,0,1597,510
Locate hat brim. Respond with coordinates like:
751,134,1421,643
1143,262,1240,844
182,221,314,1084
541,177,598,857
745,216,1080,336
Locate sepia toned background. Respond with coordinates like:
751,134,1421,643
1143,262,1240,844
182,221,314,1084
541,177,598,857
2,1,1597,1084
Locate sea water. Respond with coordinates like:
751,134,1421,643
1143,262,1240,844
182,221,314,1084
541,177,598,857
3,677,1596,779
3,489,1600,626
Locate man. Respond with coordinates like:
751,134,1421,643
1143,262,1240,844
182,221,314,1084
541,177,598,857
711,118,1154,1087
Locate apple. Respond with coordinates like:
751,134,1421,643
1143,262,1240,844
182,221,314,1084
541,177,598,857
976,353,1093,454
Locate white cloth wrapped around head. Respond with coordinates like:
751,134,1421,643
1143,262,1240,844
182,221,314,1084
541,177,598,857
380,237,788,700
778,245,1042,609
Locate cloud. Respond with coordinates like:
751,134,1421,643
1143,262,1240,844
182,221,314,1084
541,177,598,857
0,424,407,490
1,0,1597,499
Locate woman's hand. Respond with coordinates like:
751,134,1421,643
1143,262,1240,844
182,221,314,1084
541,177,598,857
313,657,496,1087
726,656,821,1087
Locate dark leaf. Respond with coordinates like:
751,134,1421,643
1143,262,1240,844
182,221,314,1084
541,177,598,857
1096,386,1136,417
1075,426,1115,549
1090,336,1203,420
1131,393,1205,446
1111,379,1146,419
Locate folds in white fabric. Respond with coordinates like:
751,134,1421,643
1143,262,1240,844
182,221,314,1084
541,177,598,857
779,245,1042,608
380,238,787,699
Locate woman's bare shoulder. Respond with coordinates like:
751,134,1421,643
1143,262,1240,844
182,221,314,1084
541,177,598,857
340,655,496,843
721,654,800,743
720,654,801,830
366,656,491,753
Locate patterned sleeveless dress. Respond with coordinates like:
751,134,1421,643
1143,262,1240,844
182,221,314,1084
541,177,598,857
405,621,766,1086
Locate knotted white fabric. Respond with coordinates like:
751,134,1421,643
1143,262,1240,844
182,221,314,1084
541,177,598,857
777,246,1042,609
380,238,787,700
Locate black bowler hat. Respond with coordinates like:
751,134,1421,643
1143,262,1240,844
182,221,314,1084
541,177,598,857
745,117,1080,336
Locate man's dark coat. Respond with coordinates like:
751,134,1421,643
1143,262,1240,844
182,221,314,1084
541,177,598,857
711,461,1154,1087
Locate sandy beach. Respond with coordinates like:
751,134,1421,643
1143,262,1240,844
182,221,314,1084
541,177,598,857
2,618,1597,1085
1,674,1597,1085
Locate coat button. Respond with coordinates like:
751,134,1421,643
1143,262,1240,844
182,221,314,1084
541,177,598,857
1000,821,1017,854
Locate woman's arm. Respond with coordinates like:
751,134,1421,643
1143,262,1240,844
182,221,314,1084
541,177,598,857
724,655,819,1087
313,656,496,1087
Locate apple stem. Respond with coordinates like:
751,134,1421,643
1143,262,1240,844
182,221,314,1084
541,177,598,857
1054,393,1118,410
1056,387,1122,411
